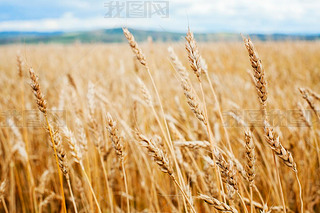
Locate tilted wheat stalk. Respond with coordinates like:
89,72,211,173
63,125,101,213
51,126,78,213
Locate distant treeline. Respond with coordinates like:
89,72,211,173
0,28,319,44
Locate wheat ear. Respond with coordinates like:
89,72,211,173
297,102,312,127
199,194,238,213
245,131,255,184
168,46,189,81
174,140,210,149
17,53,23,78
29,68,47,114
243,37,267,119
264,124,297,171
180,77,207,125
122,28,147,66
299,87,320,121
0,179,8,213
305,87,320,101
185,28,202,80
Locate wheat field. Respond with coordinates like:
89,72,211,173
0,29,319,213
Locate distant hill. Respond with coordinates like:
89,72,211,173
0,28,319,44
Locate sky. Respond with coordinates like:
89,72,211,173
0,0,319,33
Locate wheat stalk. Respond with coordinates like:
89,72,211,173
51,126,78,213
106,113,130,213
63,125,101,213
28,67,67,213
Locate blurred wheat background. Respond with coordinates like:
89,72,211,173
0,29,320,213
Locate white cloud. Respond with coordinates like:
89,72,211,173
0,0,319,33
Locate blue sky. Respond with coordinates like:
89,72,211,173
0,0,319,33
